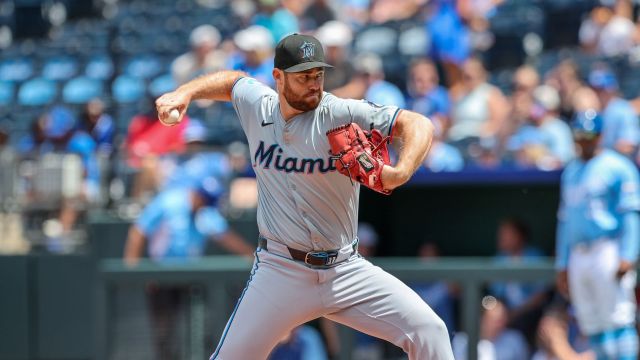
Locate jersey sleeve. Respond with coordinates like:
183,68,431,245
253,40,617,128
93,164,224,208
330,97,402,140
617,161,640,212
195,207,229,239
617,104,640,146
136,196,164,237
231,77,277,130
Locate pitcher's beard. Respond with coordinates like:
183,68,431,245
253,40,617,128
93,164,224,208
283,79,322,112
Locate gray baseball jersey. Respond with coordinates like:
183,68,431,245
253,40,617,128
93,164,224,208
231,76,400,251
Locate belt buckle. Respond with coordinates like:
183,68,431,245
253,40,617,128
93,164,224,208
305,250,339,266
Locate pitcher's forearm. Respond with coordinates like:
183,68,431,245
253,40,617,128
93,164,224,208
394,110,434,178
178,70,247,102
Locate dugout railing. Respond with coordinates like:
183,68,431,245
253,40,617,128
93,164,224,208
96,257,556,360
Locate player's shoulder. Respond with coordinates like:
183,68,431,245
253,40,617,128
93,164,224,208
597,149,639,175
232,77,277,98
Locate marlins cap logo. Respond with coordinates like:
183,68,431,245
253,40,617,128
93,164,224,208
299,41,315,60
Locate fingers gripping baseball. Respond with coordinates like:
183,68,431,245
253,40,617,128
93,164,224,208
156,91,190,126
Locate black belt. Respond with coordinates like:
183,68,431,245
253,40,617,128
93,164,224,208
258,236,357,267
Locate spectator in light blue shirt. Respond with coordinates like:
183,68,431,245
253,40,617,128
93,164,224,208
588,67,640,157
508,85,575,170
354,52,406,108
407,58,450,124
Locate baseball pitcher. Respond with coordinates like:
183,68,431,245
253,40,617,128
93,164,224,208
156,33,454,360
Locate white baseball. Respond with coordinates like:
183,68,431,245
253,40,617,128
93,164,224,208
164,109,180,125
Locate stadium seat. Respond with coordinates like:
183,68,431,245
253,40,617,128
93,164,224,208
0,81,14,105
62,76,104,104
42,56,79,81
17,77,57,106
112,74,144,103
0,58,34,82
85,55,114,80
124,54,163,80
148,73,176,98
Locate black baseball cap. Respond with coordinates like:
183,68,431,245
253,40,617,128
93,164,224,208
274,33,333,72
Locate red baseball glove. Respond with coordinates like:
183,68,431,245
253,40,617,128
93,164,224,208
326,122,392,195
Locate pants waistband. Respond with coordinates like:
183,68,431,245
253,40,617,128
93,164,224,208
258,236,358,267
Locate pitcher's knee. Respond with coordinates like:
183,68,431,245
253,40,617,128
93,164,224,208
399,317,451,357
416,317,449,343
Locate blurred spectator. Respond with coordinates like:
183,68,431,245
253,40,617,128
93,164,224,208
124,98,189,169
15,107,100,251
489,218,548,345
369,0,422,24
452,296,530,360
346,52,406,107
508,65,541,137
77,98,115,156
545,60,599,121
268,325,329,360
423,117,464,172
229,25,276,87
315,20,354,91
17,106,76,155
457,0,503,52
252,0,299,43
533,308,594,360
579,0,635,57
124,182,254,360
333,0,370,30
449,58,509,159
588,67,640,157
406,58,450,127
172,25,227,86
0,121,28,254
156,120,232,192
300,0,336,31
508,85,575,170
427,0,471,88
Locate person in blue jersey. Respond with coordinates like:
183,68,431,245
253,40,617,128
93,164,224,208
588,68,640,157
124,182,253,360
556,109,640,360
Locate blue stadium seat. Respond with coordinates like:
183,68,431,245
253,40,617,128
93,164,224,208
149,73,176,97
42,56,79,81
0,81,14,105
112,75,144,103
17,77,57,106
85,55,114,80
63,76,104,104
0,58,34,82
124,54,163,79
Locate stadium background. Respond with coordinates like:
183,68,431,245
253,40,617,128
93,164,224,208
0,0,638,359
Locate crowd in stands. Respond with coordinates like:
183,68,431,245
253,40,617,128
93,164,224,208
2,0,640,358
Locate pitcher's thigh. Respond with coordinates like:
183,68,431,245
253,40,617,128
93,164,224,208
326,266,453,360
211,252,321,359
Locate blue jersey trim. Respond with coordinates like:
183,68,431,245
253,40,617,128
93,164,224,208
210,248,261,359
388,108,401,139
